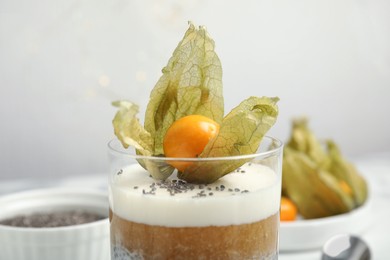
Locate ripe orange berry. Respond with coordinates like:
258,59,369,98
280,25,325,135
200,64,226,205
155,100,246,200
163,115,220,172
280,196,298,221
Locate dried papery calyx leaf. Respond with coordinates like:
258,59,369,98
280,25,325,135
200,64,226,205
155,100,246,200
112,101,153,153
112,101,174,180
178,96,279,183
326,140,368,207
112,23,223,181
283,118,368,219
283,148,353,219
144,22,224,156
136,156,175,181
288,118,330,168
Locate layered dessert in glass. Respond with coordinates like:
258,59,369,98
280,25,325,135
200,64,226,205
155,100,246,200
108,137,282,260
108,22,282,259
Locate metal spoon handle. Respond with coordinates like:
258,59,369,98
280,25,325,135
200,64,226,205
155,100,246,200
322,234,371,260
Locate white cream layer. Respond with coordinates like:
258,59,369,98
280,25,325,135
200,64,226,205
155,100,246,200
109,163,281,227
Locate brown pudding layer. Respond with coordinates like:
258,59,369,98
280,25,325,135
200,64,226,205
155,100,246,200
110,209,278,260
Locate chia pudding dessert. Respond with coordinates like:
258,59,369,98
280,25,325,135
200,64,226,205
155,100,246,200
109,161,281,260
109,22,282,259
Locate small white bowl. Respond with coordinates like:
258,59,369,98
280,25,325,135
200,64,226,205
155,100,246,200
0,188,110,260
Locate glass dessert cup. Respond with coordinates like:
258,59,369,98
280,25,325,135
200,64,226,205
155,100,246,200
108,136,283,260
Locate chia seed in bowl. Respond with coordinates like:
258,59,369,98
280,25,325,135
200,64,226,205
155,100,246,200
0,188,110,260
0,210,106,228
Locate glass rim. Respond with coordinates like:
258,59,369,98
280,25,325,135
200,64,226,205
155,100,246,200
107,136,283,162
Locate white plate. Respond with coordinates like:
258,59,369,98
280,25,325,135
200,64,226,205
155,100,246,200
279,197,372,252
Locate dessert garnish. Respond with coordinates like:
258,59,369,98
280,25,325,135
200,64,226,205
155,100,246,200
112,22,279,183
282,118,368,219
163,114,220,172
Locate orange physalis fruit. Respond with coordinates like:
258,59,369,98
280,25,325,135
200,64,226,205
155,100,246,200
163,115,220,172
280,196,298,221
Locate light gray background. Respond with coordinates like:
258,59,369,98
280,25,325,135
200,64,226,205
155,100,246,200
1,0,389,180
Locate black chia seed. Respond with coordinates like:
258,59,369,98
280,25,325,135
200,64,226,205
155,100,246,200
117,169,123,175
136,170,252,198
0,211,105,228
141,179,198,196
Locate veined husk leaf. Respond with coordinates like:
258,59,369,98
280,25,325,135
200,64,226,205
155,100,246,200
112,101,174,180
283,148,353,219
178,96,279,183
287,118,330,169
283,119,368,219
144,22,224,155
112,101,153,153
326,140,368,207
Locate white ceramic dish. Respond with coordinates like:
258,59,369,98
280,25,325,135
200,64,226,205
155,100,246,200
279,197,372,252
0,188,110,260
